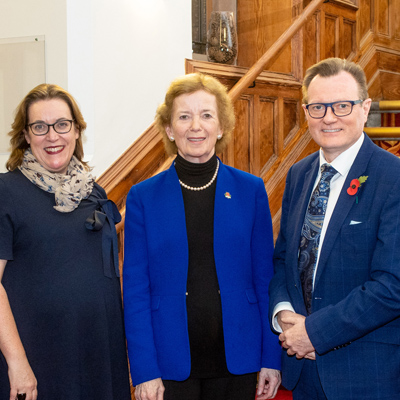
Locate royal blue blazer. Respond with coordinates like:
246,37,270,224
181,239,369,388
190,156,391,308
123,160,281,386
269,134,400,399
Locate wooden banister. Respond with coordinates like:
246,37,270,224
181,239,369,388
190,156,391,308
364,127,400,138
366,101,400,139
371,101,400,111
228,0,326,102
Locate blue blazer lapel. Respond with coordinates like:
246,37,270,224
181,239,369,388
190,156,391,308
213,162,235,277
159,163,190,280
314,134,375,287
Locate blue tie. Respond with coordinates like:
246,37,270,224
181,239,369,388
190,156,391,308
298,164,337,315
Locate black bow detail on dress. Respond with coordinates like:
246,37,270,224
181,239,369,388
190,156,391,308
85,198,121,278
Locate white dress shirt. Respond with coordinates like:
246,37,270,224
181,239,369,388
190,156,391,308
272,133,365,332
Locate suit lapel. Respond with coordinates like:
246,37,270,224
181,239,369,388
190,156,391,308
213,161,233,260
314,135,375,287
162,163,190,274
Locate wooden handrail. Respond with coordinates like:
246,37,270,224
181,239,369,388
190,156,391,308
228,0,326,102
371,101,400,111
364,127,400,138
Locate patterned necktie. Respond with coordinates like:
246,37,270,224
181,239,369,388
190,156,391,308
298,164,338,315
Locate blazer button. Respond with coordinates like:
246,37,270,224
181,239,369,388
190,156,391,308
186,292,188,296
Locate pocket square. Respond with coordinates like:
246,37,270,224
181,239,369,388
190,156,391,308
350,220,362,225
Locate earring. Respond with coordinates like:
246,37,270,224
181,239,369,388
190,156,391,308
169,136,175,142
217,135,222,140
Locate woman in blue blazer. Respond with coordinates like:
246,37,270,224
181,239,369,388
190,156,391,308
123,73,281,400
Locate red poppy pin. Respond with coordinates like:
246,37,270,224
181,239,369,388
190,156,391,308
347,176,368,203
224,192,231,199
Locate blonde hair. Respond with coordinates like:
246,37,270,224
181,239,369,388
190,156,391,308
302,58,368,104
155,73,235,156
6,83,88,171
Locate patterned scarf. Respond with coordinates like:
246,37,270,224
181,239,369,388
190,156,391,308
19,148,95,213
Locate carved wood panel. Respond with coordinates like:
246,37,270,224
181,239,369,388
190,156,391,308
258,97,276,168
377,0,390,37
325,13,339,58
394,0,400,40
227,94,252,171
358,0,373,38
343,18,356,58
283,98,300,144
237,0,298,73
303,9,320,71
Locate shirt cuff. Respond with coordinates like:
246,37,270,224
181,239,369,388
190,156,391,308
272,302,295,332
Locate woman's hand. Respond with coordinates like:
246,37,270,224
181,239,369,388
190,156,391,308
0,261,37,400
8,357,37,400
256,368,281,399
135,378,164,400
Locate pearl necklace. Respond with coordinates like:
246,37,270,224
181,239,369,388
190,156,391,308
179,160,220,191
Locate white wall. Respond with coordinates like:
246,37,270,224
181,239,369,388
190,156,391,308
0,0,192,176
0,0,68,171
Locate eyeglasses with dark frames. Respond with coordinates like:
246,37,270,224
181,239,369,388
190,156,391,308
305,100,363,119
27,119,74,136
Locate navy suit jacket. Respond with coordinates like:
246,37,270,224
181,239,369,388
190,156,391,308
123,160,281,386
270,134,400,398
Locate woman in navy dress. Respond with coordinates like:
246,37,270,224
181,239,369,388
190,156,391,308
0,84,131,400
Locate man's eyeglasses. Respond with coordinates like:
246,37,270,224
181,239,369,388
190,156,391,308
27,119,74,136
305,100,363,119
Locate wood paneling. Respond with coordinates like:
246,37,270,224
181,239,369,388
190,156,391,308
394,0,400,40
358,0,373,39
231,95,252,171
325,14,339,58
380,72,400,100
343,18,356,58
258,97,276,168
237,0,358,78
373,0,400,50
377,0,390,36
303,9,319,71
283,99,299,144
237,0,294,73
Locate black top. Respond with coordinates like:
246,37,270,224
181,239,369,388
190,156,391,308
174,154,229,378
0,170,131,399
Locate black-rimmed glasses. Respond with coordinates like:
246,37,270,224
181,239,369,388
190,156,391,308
27,119,74,136
305,100,363,119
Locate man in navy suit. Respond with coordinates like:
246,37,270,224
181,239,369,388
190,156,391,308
269,57,400,399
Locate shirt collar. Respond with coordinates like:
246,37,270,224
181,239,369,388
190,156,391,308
319,133,364,177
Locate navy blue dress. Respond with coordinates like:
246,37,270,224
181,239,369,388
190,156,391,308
0,170,131,400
